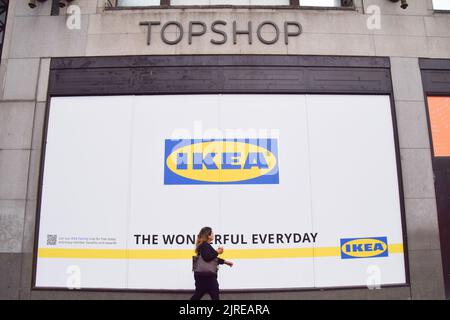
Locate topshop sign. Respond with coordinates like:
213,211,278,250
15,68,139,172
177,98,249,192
139,20,303,45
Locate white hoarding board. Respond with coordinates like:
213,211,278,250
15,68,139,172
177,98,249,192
36,94,406,290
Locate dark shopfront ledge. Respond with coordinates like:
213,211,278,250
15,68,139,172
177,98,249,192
50,55,390,70
105,5,356,12
420,58,450,71
29,282,411,297
48,55,392,97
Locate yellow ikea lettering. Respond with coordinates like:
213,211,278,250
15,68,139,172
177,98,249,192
341,238,387,258
166,141,277,183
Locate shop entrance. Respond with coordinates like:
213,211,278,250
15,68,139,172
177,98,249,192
421,58,450,299
427,96,450,300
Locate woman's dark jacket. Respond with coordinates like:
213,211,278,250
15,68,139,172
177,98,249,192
195,242,225,276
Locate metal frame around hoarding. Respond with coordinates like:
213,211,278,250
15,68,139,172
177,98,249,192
31,54,410,294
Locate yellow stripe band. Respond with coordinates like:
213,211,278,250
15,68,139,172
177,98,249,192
38,244,404,260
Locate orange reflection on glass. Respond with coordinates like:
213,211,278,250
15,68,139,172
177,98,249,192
428,96,450,157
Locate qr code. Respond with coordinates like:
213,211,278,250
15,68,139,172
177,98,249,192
47,234,57,246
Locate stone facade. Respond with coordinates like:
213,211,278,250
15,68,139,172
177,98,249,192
0,0,449,299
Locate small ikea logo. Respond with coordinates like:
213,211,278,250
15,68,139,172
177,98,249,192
340,237,389,259
164,139,279,185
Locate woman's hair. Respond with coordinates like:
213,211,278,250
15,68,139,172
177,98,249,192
195,227,212,254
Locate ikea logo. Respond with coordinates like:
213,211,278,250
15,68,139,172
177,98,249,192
340,237,389,259
164,139,279,185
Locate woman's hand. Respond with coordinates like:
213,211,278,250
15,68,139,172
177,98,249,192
216,247,224,254
225,261,234,267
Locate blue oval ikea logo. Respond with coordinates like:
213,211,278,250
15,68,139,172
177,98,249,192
164,139,279,185
340,237,389,259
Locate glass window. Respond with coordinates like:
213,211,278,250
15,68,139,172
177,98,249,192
117,0,344,7
171,0,289,5
117,0,160,6
433,0,450,10
0,0,8,61
428,97,450,157
301,0,341,6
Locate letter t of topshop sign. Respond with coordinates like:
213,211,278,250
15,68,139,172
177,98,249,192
139,20,303,46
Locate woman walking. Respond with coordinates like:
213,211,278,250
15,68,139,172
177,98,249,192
191,227,233,300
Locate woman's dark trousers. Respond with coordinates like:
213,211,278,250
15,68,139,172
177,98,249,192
190,273,220,300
